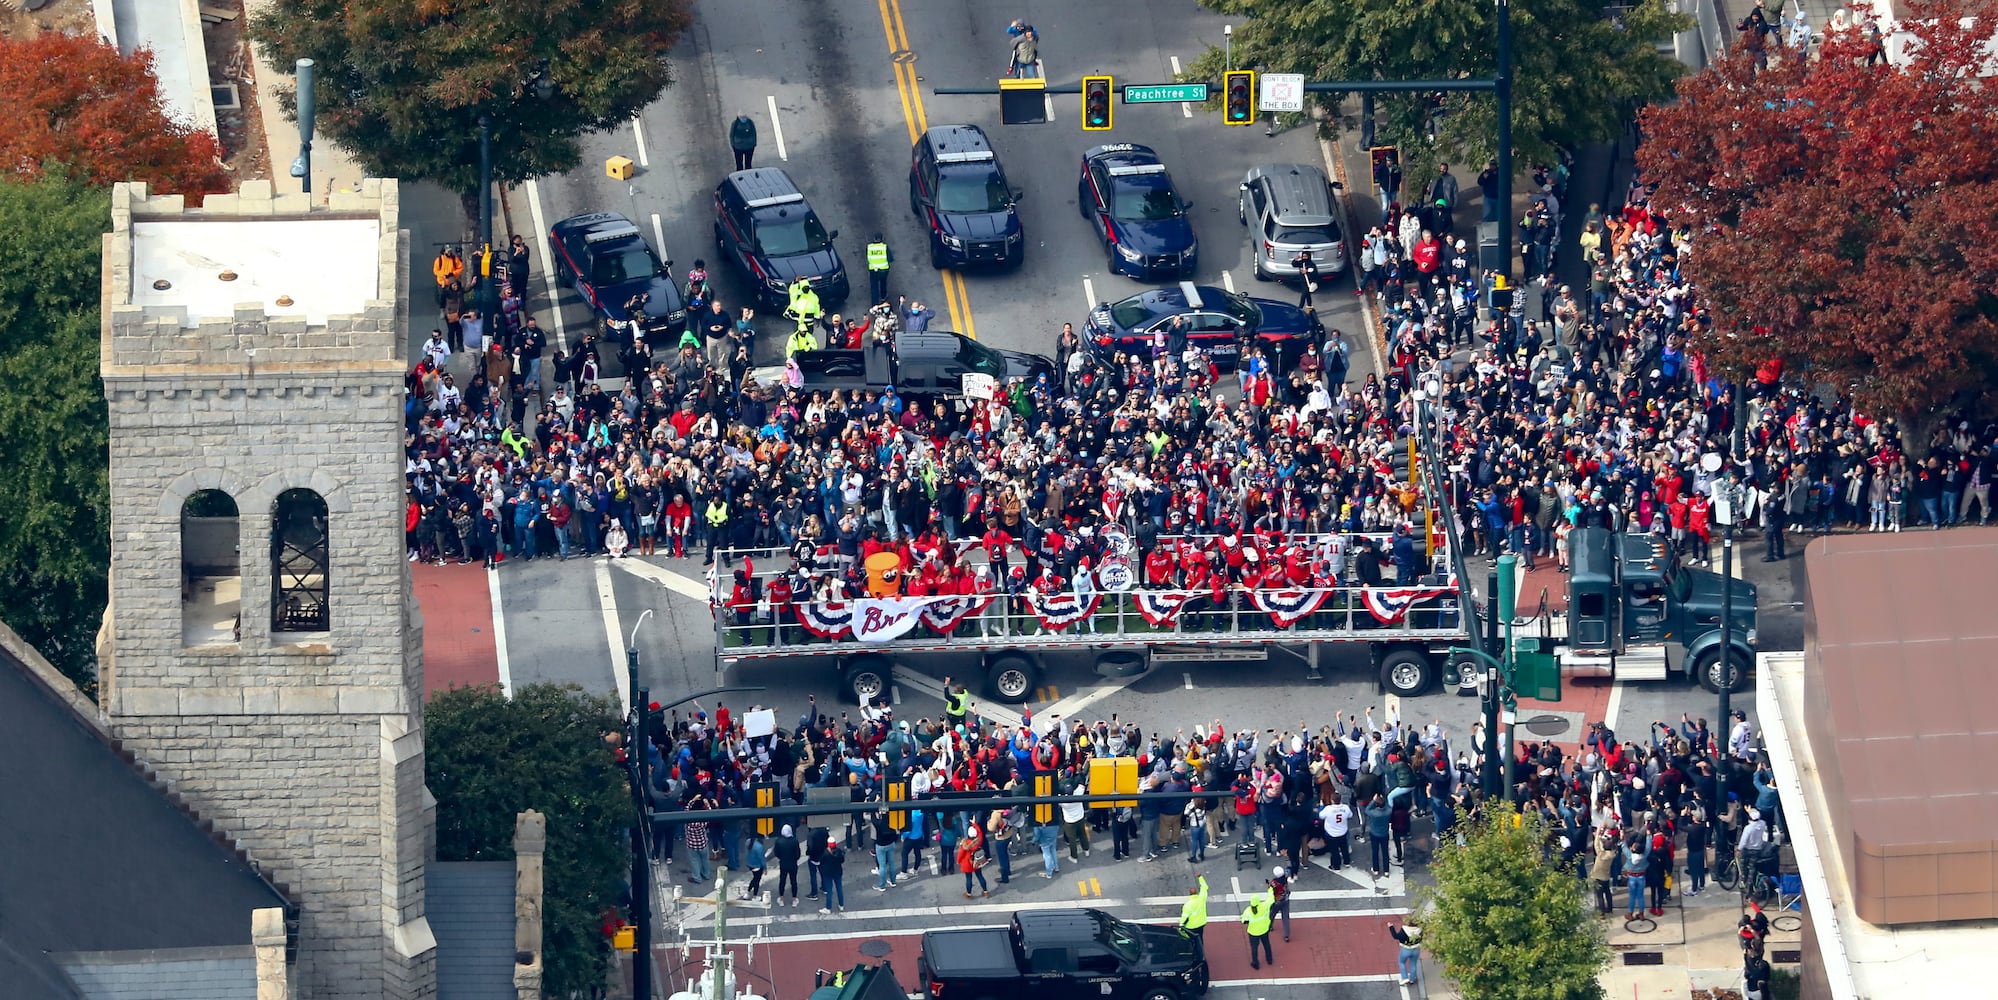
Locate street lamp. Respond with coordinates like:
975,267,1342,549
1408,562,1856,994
292,59,316,196
478,60,557,322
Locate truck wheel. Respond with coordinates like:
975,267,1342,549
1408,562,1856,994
985,652,1039,704
1693,647,1752,694
842,654,891,706
1141,988,1179,1000
1379,649,1435,697
930,238,947,270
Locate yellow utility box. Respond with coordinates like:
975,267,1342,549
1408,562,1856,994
606,155,636,180
1088,756,1139,807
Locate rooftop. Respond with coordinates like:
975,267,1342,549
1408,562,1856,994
1799,528,1998,923
0,623,289,1000
129,216,384,329
1762,649,1998,1000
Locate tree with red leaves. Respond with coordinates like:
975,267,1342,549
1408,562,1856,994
1636,0,1998,417
0,32,229,197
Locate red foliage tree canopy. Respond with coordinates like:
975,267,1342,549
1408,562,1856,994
0,31,229,196
1636,0,1998,416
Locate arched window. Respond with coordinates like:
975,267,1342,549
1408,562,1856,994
182,490,241,646
271,489,330,633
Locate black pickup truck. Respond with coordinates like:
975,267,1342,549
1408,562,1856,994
789,331,1055,398
917,909,1209,1000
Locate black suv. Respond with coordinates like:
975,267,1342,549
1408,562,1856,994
713,168,849,312
918,908,1208,1000
548,212,686,344
909,124,1024,269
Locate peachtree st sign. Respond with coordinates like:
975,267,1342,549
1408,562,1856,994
1122,83,1209,104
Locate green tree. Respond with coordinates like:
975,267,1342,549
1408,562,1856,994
249,0,693,198
1414,803,1609,1000
0,175,111,693
1188,0,1688,196
427,683,632,998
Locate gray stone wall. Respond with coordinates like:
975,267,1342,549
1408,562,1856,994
99,181,435,1000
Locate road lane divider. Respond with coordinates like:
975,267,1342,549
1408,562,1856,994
878,0,975,338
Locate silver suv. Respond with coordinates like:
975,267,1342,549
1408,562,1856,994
1239,163,1347,281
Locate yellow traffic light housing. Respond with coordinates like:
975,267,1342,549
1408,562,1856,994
1223,70,1255,125
1082,75,1114,131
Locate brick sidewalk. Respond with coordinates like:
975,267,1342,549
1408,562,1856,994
412,562,500,696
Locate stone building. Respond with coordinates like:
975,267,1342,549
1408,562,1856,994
96,179,436,999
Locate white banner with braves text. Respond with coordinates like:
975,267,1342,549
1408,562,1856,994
851,597,933,643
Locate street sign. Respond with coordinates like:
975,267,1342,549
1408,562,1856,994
1259,73,1304,113
1123,83,1209,104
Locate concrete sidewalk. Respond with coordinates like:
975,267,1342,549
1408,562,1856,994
243,0,367,204
1411,873,1796,998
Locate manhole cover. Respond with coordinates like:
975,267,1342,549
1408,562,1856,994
857,939,893,958
1522,713,1570,736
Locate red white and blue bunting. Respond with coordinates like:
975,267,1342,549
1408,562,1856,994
1026,591,1102,631
795,601,854,638
1133,590,1199,627
919,595,995,635
1362,587,1454,624
1249,588,1331,628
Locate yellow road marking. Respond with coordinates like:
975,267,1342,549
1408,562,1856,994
878,0,975,338
1089,877,1102,897
1077,879,1090,896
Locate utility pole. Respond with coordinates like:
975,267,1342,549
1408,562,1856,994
1494,0,1514,281
478,115,496,322
626,610,653,1000
1707,456,1739,829
1481,569,1504,798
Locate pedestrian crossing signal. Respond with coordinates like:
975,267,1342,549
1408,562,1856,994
1223,70,1256,125
1082,76,1114,131
753,781,778,836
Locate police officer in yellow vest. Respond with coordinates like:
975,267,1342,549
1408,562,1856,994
1241,889,1275,970
785,323,818,357
1178,875,1209,952
784,277,822,341
865,233,892,305
942,677,971,730
702,494,729,565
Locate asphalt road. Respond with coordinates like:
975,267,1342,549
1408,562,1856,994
507,0,1368,373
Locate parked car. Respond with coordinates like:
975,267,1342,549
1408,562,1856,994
548,212,686,344
910,124,1025,269
1239,162,1348,282
1077,143,1198,280
713,168,849,312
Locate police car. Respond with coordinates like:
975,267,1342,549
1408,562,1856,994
1077,144,1198,280
548,212,687,344
910,124,1025,269
1082,281,1321,369
713,168,850,312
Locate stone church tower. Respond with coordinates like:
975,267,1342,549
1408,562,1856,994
97,180,435,999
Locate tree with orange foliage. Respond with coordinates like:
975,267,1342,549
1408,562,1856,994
0,32,229,197
1637,0,1998,418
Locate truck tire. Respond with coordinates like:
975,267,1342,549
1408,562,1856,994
842,653,891,706
1693,646,1752,694
1140,989,1179,1000
1379,648,1435,697
985,652,1039,704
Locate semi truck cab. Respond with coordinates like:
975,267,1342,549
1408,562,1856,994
1555,527,1757,692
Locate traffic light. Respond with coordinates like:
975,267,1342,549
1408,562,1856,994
1082,75,1113,131
1223,70,1256,125
1486,274,1514,312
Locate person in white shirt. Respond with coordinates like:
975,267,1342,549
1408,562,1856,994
421,330,451,369
1318,794,1353,870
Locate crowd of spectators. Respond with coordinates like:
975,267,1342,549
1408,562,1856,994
625,678,1783,932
